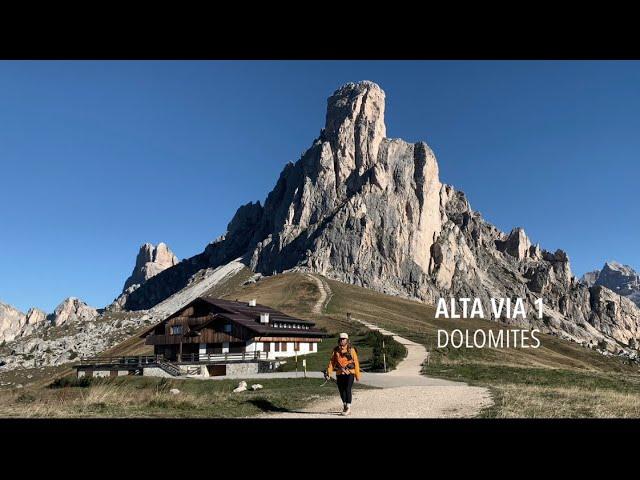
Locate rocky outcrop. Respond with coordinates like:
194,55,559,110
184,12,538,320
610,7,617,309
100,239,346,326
1,296,97,343
116,80,640,354
51,297,98,326
589,285,640,348
581,270,600,287
25,308,46,326
0,302,26,343
110,242,180,311
1,311,153,370
123,242,178,293
496,228,541,261
594,262,640,307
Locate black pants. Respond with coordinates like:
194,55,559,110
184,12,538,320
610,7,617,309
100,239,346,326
336,374,354,404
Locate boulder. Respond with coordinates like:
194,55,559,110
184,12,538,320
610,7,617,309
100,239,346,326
233,381,248,393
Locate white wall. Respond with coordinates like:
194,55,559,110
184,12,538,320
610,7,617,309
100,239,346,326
196,340,319,359
263,341,319,359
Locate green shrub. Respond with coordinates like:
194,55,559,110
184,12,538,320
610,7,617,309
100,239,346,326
364,331,407,372
49,375,92,389
16,392,36,404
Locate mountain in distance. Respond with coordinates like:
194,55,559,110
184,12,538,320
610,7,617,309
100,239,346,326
114,80,640,354
112,242,179,310
581,261,640,308
0,297,97,343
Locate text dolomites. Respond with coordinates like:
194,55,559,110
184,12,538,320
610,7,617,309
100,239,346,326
435,297,543,349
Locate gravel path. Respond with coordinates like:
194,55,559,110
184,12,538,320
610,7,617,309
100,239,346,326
306,273,333,314
261,275,493,418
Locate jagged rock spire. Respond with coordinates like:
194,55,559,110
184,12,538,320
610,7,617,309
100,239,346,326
324,81,387,182
122,242,178,293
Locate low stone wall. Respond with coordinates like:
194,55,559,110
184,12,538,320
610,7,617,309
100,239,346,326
226,362,259,376
142,367,175,378
77,360,271,379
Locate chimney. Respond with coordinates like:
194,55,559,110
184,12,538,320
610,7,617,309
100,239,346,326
259,313,270,324
248,299,256,307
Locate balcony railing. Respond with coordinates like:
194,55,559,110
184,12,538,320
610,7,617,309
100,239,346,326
79,355,163,366
78,352,268,367
178,352,268,363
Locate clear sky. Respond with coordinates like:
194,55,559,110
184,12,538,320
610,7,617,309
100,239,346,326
1,61,638,313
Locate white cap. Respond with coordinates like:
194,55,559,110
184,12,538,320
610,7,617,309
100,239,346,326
339,332,349,339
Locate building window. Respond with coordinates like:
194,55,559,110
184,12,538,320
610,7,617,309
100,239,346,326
170,325,182,335
264,342,270,352
280,342,287,352
224,324,232,333
274,342,280,352
294,342,299,351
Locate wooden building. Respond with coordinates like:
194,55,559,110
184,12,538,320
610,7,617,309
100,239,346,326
140,296,327,362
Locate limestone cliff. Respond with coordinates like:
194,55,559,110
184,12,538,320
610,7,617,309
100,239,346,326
119,81,640,354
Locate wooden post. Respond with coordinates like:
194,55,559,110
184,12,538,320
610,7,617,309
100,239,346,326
179,342,183,362
382,338,387,373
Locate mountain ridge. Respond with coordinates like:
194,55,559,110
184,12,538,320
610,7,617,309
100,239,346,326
115,81,640,353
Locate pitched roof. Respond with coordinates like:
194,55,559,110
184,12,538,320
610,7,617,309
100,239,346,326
140,296,327,338
199,297,325,336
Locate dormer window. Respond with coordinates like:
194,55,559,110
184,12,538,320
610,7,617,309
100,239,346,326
170,325,183,335
224,324,232,333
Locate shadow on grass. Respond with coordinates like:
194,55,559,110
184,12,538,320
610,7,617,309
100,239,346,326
248,398,291,413
248,398,343,416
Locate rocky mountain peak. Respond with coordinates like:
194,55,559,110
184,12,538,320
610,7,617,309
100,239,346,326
122,242,178,293
0,302,25,343
117,81,640,354
322,81,386,185
602,261,636,277
25,307,46,326
52,297,98,326
590,261,640,308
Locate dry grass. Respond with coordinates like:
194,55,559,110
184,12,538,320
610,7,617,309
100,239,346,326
495,384,640,418
0,376,347,418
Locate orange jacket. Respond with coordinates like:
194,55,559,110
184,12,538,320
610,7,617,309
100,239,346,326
327,344,361,381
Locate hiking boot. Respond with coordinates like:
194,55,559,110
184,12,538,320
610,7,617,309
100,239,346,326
342,403,348,412
342,405,351,416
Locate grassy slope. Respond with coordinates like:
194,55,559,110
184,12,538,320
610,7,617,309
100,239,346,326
6,269,640,417
225,273,640,417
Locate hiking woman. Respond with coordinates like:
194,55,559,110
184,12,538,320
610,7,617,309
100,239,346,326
326,332,361,416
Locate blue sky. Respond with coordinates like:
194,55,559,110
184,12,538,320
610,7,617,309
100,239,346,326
1,61,638,313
